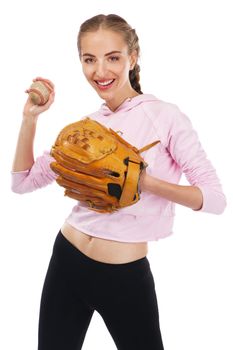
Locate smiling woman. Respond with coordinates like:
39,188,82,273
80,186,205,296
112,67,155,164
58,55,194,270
11,12,226,350
77,15,142,111
79,30,139,110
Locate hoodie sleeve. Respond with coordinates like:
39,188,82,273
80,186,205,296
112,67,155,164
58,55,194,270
164,104,226,214
11,150,58,194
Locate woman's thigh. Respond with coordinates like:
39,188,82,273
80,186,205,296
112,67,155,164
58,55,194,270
38,252,94,350
96,261,164,350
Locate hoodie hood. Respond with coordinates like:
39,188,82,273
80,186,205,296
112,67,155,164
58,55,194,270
99,94,158,117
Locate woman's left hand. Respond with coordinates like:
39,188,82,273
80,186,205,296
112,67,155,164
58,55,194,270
139,169,148,192
139,169,204,210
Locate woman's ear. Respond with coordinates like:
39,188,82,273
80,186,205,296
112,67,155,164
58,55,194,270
129,50,138,70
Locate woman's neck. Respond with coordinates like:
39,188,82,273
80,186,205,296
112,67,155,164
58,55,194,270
106,91,139,112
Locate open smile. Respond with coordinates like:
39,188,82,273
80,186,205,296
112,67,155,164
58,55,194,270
94,79,115,90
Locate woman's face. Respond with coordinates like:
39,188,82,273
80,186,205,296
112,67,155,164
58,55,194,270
80,29,137,110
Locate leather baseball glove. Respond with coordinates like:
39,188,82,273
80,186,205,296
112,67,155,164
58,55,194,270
50,117,160,213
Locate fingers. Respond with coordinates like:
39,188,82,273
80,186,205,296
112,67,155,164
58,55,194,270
25,77,55,95
32,76,55,90
41,90,55,110
25,76,55,102
23,85,55,118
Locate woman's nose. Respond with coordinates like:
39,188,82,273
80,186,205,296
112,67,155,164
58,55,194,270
95,62,107,77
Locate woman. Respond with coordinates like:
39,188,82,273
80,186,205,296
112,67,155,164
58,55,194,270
11,14,226,350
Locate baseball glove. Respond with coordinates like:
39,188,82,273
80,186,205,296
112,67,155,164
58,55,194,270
50,117,160,213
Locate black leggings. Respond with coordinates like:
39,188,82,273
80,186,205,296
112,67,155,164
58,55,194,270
38,231,164,350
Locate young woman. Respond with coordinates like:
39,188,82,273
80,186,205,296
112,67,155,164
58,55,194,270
11,14,226,350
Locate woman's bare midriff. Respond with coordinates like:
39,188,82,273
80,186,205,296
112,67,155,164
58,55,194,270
61,222,148,264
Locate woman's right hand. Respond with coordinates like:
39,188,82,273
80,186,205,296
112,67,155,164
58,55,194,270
23,77,55,119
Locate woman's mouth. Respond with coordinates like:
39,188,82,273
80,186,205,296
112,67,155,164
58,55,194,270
94,79,115,90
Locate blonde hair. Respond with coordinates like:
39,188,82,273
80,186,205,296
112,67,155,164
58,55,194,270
77,14,143,94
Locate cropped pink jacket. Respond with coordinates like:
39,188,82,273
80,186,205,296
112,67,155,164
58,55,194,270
11,94,226,242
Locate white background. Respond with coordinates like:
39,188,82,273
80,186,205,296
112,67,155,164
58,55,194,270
0,0,232,349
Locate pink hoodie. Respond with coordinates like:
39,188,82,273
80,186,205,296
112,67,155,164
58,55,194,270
11,94,226,242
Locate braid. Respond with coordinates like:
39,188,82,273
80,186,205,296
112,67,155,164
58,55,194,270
129,63,143,94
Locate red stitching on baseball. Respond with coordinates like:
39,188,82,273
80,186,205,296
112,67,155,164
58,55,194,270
28,88,45,105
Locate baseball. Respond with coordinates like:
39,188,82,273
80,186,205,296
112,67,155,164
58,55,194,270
28,80,53,106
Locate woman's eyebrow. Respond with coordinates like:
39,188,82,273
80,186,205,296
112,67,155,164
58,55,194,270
82,50,122,57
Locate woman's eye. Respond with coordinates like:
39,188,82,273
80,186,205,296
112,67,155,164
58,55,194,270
109,56,119,62
84,58,94,64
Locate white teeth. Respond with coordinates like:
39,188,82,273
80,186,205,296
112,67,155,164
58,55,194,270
97,79,114,86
